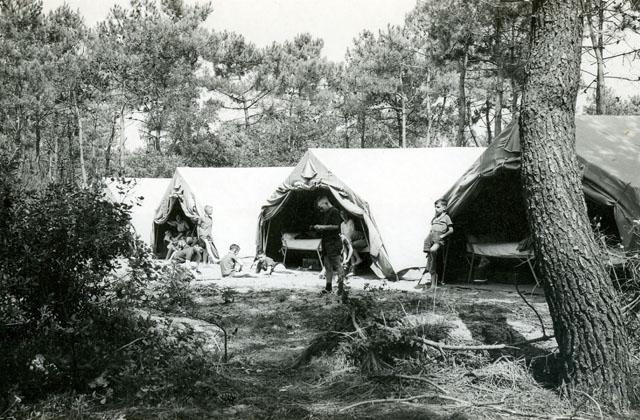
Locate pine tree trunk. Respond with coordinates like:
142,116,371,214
105,114,117,174
510,77,518,114
425,70,432,146
344,114,350,148
494,15,504,136
456,47,468,147
119,108,126,173
401,93,407,148
360,112,366,148
485,94,492,143
587,0,606,114
519,0,630,411
74,94,87,187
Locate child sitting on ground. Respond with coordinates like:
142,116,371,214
171,237,203,274
422,199,453,288
220,244,257,278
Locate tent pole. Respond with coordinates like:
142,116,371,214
264,219,271,253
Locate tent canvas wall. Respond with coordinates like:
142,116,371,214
444,115,640,251
257,147,485,279
104,178,171,245
153,166,292,258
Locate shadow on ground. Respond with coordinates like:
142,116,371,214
457,303,560,388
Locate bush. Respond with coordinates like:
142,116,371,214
0,176,150,405
0,182,135,324
145,263,196,313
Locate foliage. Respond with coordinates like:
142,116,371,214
145,263,196,313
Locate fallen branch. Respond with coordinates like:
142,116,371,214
411,333,556,353
114,337,145,353
412,336,519,351
339,393,436,412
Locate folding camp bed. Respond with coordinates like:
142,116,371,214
281,233,323,268
466,241,539,286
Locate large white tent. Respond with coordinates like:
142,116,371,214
153,166,292,258
258,148,484,278
104,178,171,246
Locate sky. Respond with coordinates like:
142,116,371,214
41,0,417,62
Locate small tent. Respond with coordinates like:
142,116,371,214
444,115,640,252
104,178,171,246
257,147,485,279
153,166,292,258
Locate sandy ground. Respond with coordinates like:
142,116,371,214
188,258,544,296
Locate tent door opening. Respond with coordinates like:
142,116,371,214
263,188,372,273
153,203,196,258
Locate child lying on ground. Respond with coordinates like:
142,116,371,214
252,252,292,275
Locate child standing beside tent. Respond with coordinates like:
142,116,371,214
423,199,453,288
194,205,219,262
312,196,346,296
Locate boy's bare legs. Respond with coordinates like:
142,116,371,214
428,243,441,289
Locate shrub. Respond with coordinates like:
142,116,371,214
0,176,149,405
145,263,196,313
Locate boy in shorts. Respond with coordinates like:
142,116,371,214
422,199,453,288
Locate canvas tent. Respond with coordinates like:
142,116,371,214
257,148,485,279
444,115,640,251
153,166,292,258
104,178,171,246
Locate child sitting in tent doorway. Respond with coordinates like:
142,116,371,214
164,230,180,260
193,204,219,263
167,214,190,240
422,199,453,288
220,244,257,278
340,210,365,277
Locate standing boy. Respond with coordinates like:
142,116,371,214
194,204,219,262
423,199,454,288
311,196,345,296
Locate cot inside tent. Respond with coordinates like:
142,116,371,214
153,166,292,259
257,147,485,279
444,115,640,255
104,178,171,246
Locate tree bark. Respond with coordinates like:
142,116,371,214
519,0,629,411
456,47,468,147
